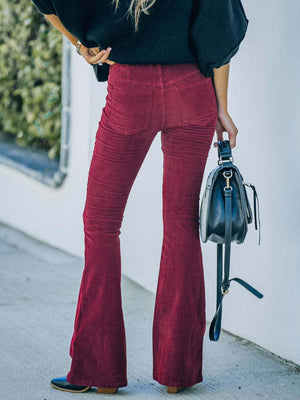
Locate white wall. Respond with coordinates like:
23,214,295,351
0,0,299,366
212,0,300,365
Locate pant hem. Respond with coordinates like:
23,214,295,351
67,372,128,388
152,373,203,387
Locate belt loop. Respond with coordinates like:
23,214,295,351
157,65,164,87
125,64,130,82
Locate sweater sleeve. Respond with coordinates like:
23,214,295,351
189,0,249,77
31,0,57,15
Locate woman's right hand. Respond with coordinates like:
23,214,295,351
214,109,238,149
79,45,116,66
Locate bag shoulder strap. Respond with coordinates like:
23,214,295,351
209,181,263,341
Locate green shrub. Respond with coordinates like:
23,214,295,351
0,0,62,160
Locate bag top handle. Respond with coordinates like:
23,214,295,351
217,140,233,164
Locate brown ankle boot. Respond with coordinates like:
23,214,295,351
97,387,119,393
166,386,184,393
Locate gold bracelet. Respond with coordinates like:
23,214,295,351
75,40,82,55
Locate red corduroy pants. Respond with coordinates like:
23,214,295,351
66,62,218,388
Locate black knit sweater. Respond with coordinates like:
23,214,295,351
32,0,249,82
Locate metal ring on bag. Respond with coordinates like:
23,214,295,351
223,170,233,178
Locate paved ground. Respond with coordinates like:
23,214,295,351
0,222,299,400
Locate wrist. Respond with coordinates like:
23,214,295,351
217,107,228,117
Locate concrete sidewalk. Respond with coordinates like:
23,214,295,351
0,222,299,400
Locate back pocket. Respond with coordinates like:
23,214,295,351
106,84,153,135
175,79,217,125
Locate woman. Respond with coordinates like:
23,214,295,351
31,0,248,395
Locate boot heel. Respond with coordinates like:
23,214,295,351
166,386,184,393
97,387,118,394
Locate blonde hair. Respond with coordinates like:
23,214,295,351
112,0,157,33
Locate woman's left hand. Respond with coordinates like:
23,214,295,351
213,109,238,149
79,46,116,66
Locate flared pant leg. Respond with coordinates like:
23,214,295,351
152,116,217,387
66,109,157,388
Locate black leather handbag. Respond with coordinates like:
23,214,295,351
199,140,263,341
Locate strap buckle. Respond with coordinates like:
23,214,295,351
218,156,233,166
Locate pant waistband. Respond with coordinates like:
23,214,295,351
108,62,205,86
